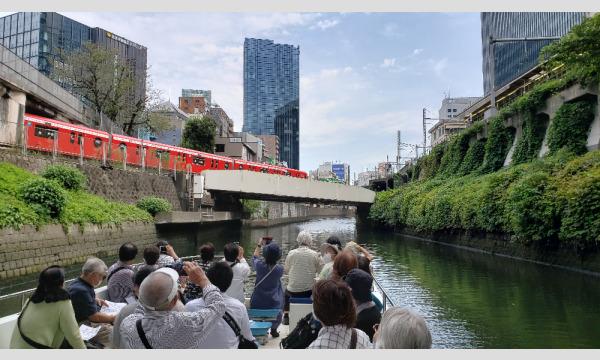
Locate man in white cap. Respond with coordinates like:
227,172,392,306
118,262,225,348
282,230,322,325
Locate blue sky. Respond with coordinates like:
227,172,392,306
1,12,484,175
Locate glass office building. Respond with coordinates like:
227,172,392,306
243,38,300,169
0,12,147,105
481,12,586,95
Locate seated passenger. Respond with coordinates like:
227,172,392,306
185,262,255,348
326,235,343,251
308,279,371,349
119,262,225,348
10,266,85,349
250,241,284,338
283,231,322,325
183,242,216,302
223,243,250,304
331,249,358,280
344,269,381,342
156,240,180,267
318,243,339,280
112,267,155,349
344,241,374,261
139,245,160,271
107,242,138,303
373,307,432,349
67,257,115,347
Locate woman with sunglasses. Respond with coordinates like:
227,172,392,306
10,266,86,349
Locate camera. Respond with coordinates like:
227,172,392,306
166,261,187,276
262,236,273,245
159,245,167,254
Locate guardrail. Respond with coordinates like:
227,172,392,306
372,276,395,312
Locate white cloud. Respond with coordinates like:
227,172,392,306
413,48,424,55
311,19,340,30
381,23,403,38
433,58,448,77
380,58,396,68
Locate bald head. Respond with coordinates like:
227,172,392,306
139,270,178,311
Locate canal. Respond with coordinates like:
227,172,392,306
1,217,600,348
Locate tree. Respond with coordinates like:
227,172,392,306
540,13,600,85
52,42,167,136
181,116,217,153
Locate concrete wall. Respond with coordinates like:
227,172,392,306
0,150,182,210
244,201,354,228
0,221,158,280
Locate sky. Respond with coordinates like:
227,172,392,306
1,12,484,175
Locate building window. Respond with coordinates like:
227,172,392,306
215,144,225,152
447,109,451,113
453,109,457,112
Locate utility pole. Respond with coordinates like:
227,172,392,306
396,130,401,171
422,108,427,154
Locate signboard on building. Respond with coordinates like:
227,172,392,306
332,164,346,183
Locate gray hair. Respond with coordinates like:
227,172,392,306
82,257,107,276
138,271,176,311
296,230,313,246
377,307,432,349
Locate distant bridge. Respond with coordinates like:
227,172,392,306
200,170,375,205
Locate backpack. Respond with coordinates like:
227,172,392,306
280,313,322,349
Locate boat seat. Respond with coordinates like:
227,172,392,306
289,297,313,330
371,292,384,312
247,308,280,321
249,320,272,346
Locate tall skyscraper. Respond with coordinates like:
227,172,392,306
0,12,147,107
243,38,300,169
481,12,586,95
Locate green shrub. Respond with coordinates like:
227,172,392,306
547,100,595,155
241,199,261,218
480,117,515,174
18,178,66,218
42,165,87,190
136,196,172,216
62,191,153,227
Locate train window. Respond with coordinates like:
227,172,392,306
119,143,127,151
261,168,268,173
34,125,55,139
193,157,205,166
94,138,102,148
224,163,230,169
78,134,83,145
136,146,140,155
215,160,219,168
70,132,75,144
238,165,244,170
156,150,162,158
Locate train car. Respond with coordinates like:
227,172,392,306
24,114,110,160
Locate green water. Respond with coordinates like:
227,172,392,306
2,217,600,348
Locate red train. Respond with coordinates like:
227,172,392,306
23,113,308,179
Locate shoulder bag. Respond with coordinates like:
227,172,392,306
17,300,52,349
222,312,258,349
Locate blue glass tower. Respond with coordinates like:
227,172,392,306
243,38,300,169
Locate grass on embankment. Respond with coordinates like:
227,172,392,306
370,150,600,253
0,162,153,230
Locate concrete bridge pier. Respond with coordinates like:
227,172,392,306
355,204,372,228
0,86,26,147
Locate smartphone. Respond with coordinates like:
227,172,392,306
159,245,167,254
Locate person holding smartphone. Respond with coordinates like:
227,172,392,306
156,240,180,268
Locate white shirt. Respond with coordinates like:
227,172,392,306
185,294,255,349
224,258,250,304
284,246,322,292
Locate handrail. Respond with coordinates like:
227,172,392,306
0,254,206,308
372,276,395,312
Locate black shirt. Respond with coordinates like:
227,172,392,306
67,277,100,323
356,304,382,342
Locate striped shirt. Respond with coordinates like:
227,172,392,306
284,246,322,292
119,284,225,349
308,325,372,349
107,261,134,303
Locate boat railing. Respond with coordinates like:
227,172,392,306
372,276,395,312
0,255,205,309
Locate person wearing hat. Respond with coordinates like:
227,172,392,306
118,262,225,348
283,231,323,325
344,268,381,342
318,243,339,280
250,239,285,338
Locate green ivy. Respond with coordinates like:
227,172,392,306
511,112,548,165
458,139,486,175
547,100,596,156
479,117,515,174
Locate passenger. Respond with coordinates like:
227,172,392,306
357,255,372,275
107,242,138,303
308,279,371,349
67,257,115,348
223,243,251,304
331,249,358,280
344,241,374,261
250,241,284,338
317,243,339,280
373,307,432,349
140,245,160,270
119,262,225,348
326,235,343,251
344,269,381,342
185,262,255,348
156,240,180,267
183,242,216,302
10,266,86,349
112,267,155,349
283,231,322,325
